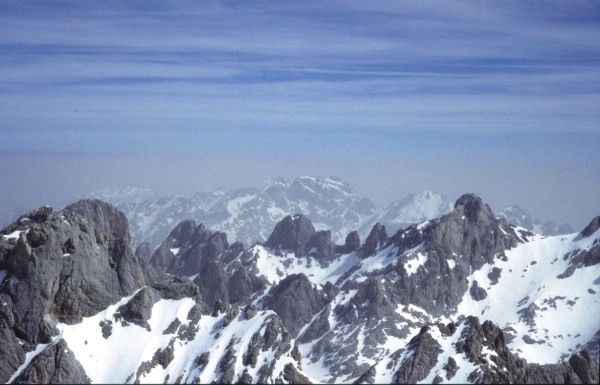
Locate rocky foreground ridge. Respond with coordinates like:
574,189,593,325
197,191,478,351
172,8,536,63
0,195,598,384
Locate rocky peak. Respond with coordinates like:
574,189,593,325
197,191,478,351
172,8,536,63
17,205,54,225
262,273,336,336
429,193,518,270
201,231,229,261
580,216,600,238
63,199,131,241
453,193,495,224
149,220,229,278
306,230,338,264
149,220,208,274
168,219,203,248
335,230,361,254
0,199,145,353
359,223,388,258
264,214,316,256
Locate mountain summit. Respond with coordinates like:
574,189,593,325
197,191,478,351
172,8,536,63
89,177,573,251
1,194,598,383
89,177,455,249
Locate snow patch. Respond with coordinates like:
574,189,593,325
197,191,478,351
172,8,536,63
404,252,428,276
7,334,63,383
2,229,28,240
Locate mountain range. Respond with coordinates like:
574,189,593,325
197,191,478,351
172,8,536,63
87,176,572,251
0,193,597,383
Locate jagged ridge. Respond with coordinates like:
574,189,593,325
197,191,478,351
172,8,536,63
1,194,598,384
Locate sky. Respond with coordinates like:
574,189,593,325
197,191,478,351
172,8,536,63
1,0,599,230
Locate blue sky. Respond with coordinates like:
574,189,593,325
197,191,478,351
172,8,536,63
1,1,599,229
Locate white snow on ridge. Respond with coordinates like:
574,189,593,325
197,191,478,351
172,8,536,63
7,335,63,384
2,229,28,240
456,231,600,364
250,245,361,287
417,322,479,384
56,288,302,384
404,251,428,276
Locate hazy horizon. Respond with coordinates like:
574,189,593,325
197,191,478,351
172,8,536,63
1,1,599,231
1,150,597,231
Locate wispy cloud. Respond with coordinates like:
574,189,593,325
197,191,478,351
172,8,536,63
1,1,599,145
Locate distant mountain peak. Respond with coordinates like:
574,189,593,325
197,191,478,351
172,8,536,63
496,205,573,236
85,178,571,251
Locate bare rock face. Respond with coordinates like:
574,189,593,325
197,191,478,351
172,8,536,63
455,316,598,384
262,273,337,336
148,219,266,314
0,199,145,383
359,316,599,385
150,219,230,277
335,230,360,254
359,223,388,258
306,230,338,265
580,216,600,238
393,326,444,384
264,214,316,256
0,200,144,342
429,193,518,270
149,220,217,277
12,339,91,384
569,350,599,384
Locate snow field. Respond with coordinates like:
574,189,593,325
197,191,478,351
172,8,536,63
456,231,600,364
53,288,304,384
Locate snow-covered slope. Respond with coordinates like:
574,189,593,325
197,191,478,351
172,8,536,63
143,193,599,383
57,293,305,384
7,288,307,384
456,229,599,364
0,201,308,384
2,194,597,384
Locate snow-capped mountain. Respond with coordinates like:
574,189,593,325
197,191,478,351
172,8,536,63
0,200,307,384
497,205,574,236
89,177,453,250
358,190,454,237
130,195,600,383
2,194,596,383
89,178,572,253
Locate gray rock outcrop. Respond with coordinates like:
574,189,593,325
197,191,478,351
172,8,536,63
12,339,91,384
264,214,316,256
580,216,600,238
262,273,337,336
359,223,388,258
0,199,146,383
